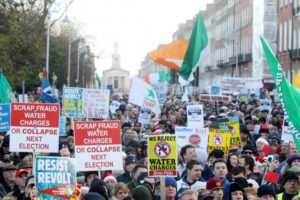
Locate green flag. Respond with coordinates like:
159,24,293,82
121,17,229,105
178,12,210,86
260,37,300,151
0,72,16,103
96,74,101,89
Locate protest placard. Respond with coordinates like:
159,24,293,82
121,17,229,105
152,83,167,103
59,116,66,137
199,94,231,102
217,117,242,150
218,77,263,92
36,156,76,200
82,89,110,119
62,87,82,117
74,121,122,171
282,118,293,142
210,85,221,95
10,103,60,152
0,104,10,132
110,101,121,114
138,106,152,124
260,99,272,112
208,124,230,156
175,127,209,151
148,135,177,177
187,105,204,128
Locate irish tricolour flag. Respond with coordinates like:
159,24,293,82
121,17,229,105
179,12,210,86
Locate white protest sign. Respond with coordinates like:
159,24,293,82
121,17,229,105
110,101,121,114
138,106,152,124
10,103,60,153
218,77,263,92
74,121,122,171
175,127,209,152
187,105,204,128
82,89,110,119
282,117,293,142
260,99,272,112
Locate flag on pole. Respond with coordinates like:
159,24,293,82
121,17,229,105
178,12,210,86
96,74,101,89
41,71,60,104
260,37,300,151
0,72,16,103
129,77,161,117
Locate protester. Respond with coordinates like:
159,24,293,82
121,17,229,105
257,184,276,200
112,183,130,200
206,178,224,200
165,177,177,200
117,156,138,184
178,145,197,177
1,165,17,194
212,159,229,186
180,189,198,200
277,171,300,200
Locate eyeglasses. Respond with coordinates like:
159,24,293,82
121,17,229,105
242,151,253,155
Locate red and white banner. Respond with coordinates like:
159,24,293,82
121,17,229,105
10,103,60,152
74,121,122,171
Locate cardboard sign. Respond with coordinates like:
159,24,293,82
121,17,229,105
74,121,122,171
138,106,152,124
260,99,272,112
0,104,10,132
110,101,121,114
175,127,209,152
10,103,60,152
282,118,293,142
59,116,66,137
199,95,231,102
187,105,204,128
208,124,231,156
148,135,177,177
62,87,82,117
217,117,242,150
82,89,110,119
36,156,76,200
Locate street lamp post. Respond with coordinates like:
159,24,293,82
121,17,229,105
46,14,50,73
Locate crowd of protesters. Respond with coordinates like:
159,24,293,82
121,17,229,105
0,89,300,200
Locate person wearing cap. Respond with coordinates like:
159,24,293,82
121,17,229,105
277,171,300,200
102,172,117,191
5,169,29,199
257,184,276,200
165,177,177,200
85,171,99,187
176,160,206,198
287,166,300,182
206,178,224,200
177,145,197,177
1,154,13,167
116,156,138,184
1,165,17,194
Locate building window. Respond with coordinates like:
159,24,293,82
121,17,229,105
279,23,283,52
289,18,292,50
284,21,287,51
114,77,118,89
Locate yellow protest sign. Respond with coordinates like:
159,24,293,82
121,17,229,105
208,124,230,157
217,117,242,150
148,135,177,177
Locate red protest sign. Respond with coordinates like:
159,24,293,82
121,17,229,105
74,121,122,171
10,103,60,153
264,171,280,184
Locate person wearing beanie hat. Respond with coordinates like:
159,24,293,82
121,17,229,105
286,153,300,166
206,178,224,200
257,184,276,200
84,192,106,200
256,136,269,156
89,178,109,200
102,172,117,190
278,171,300,200
229,182,246,200
23,174,38,200
165,177,177,200
126,165,147,193
116,156,138,184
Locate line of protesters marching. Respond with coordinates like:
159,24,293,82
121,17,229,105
0,89,300,200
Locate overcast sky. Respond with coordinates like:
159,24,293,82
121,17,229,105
68,0,213,77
